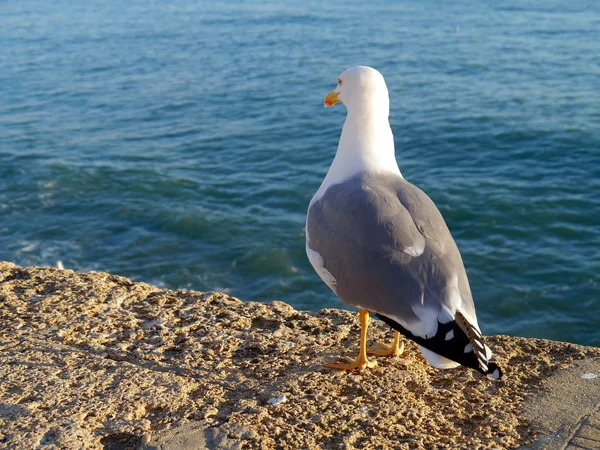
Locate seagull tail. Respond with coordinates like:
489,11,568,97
375,312,503,380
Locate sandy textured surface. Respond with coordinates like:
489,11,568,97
1,262,599,449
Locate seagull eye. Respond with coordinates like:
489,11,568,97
338,78,342,86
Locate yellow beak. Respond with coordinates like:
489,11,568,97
324,91,340,108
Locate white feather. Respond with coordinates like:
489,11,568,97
484,345,493,360
419,346,460,369
305,227,337,293
402,243,425,257
408,304,440,339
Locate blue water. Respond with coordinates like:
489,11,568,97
1,1,599,346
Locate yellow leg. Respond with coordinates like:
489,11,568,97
324,309,377,371
367,331,404,358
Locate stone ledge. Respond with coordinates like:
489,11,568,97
0,261,598,449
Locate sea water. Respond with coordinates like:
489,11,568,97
1,0,598,345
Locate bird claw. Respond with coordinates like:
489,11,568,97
324,358,377,371
367,340,405,358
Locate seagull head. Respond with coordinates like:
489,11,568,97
324,66,390,116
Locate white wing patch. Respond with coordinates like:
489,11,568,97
306,244,337,293
384,279,467,340
399,276,465,339
402,241,425,257
408,304,440,339
305,219,337,293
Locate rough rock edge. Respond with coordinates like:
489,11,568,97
0,261,598,450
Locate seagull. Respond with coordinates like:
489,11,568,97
306,66,502,380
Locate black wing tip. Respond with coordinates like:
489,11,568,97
485,362,503,381
375,312,504,380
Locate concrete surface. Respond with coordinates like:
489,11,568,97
523,358,600,450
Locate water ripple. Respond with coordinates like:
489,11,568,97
1,0,599,346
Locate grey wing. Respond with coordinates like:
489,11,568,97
306,173,477,339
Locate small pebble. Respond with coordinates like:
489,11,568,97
113,295,126,307
272,328,284,338
142,319,163,329
581,373,598,380
267,394,287,406
204,407,218,418
358,406,369,417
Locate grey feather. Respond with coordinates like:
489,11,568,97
306,171,477,336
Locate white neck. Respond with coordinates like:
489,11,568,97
312,98,401,203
